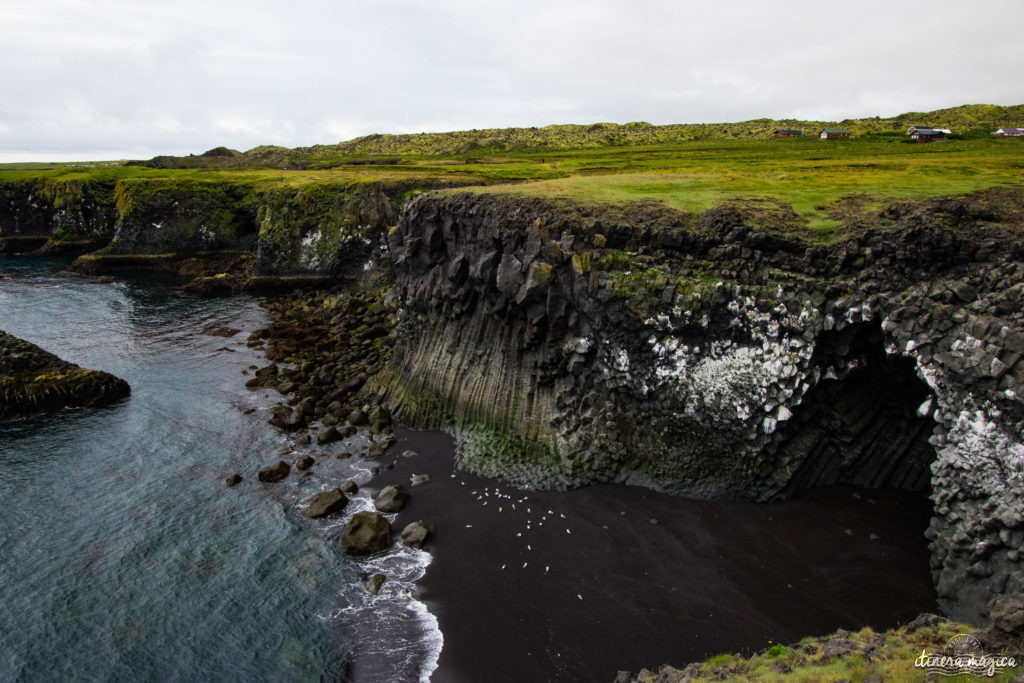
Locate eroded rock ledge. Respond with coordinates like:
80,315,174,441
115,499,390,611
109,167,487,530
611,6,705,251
0,331,130,420
367,188,1024,623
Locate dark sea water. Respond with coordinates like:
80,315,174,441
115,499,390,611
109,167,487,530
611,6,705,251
0,256,439,682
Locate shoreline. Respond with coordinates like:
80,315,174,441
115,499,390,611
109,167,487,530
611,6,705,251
368,428,937,682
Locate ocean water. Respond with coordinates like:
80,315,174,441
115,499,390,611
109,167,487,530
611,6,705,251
0,256,439,682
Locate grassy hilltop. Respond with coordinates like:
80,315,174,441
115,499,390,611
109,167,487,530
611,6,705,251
1,103,1022,242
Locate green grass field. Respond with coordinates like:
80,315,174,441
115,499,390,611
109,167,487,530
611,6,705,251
2,105,1022,242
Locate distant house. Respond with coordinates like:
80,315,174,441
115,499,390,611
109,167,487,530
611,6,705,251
993,127,1024,137
908,126,948,141
819,129,850,140
773,129,804,138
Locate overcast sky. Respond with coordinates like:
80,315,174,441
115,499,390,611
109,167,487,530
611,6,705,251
1,0,1021,162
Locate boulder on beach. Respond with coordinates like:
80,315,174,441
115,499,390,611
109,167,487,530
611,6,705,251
301,488,349,518
374,484,410,513
295,454,315,470
257,460,291,482
340,480,358,495
342,511,392,555
400,520,436,549
347,408,368,426
369,405,391,431
225,473,243,487
410,473,431,487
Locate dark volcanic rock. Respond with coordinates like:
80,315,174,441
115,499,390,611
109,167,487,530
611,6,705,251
224,473,243,487
0,330,131,421
295,454,315,470
400,520,435,549
368,405,391,431
316,426,341,444
342,511,392,555
300,488,349,518
374,484,410,513
257,460,290,482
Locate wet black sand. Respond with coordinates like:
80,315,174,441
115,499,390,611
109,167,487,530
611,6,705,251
371,429,937,683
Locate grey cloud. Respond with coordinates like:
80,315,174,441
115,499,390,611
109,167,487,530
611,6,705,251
0,0,1021,161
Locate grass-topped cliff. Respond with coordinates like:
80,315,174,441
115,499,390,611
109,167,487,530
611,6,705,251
1,103,1021,276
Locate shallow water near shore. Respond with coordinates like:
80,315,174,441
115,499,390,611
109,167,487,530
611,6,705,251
0,255,939,682
0,256,438,682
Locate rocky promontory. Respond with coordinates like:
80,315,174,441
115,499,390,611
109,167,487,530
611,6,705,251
0,331,130,420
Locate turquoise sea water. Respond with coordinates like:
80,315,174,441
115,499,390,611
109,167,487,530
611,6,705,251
0,257,436,682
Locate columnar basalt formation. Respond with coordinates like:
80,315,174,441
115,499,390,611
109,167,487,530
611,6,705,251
371,189,1024,623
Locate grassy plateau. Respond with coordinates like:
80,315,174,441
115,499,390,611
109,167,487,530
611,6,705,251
2,104,1022,243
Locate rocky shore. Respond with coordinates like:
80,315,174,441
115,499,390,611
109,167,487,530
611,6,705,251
6,166,1024,672
0,330,130,420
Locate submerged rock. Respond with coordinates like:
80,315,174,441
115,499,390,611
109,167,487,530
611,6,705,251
363,573,386,595
224,473,243,487
342,511,392,555
300,488,348,518
295,454,315,470
374,484,410,513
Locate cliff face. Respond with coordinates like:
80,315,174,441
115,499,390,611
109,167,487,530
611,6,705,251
253,181,415,275
0,177,424,275
0,178,119,240
371,189,1024,623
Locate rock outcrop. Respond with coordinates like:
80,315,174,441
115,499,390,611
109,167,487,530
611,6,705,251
368,188,1024,623
0,330,130,420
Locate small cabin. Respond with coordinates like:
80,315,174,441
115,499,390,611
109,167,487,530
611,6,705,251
773,129,804,138
993,127,1024,137
819,129,850,140
908,126,947,142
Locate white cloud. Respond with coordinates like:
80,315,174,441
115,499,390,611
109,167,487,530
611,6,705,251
0,0,1021,161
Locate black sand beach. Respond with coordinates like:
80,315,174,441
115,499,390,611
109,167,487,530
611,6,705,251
371,429,937,683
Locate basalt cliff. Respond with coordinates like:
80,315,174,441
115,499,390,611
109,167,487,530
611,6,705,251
3,175,1023,624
